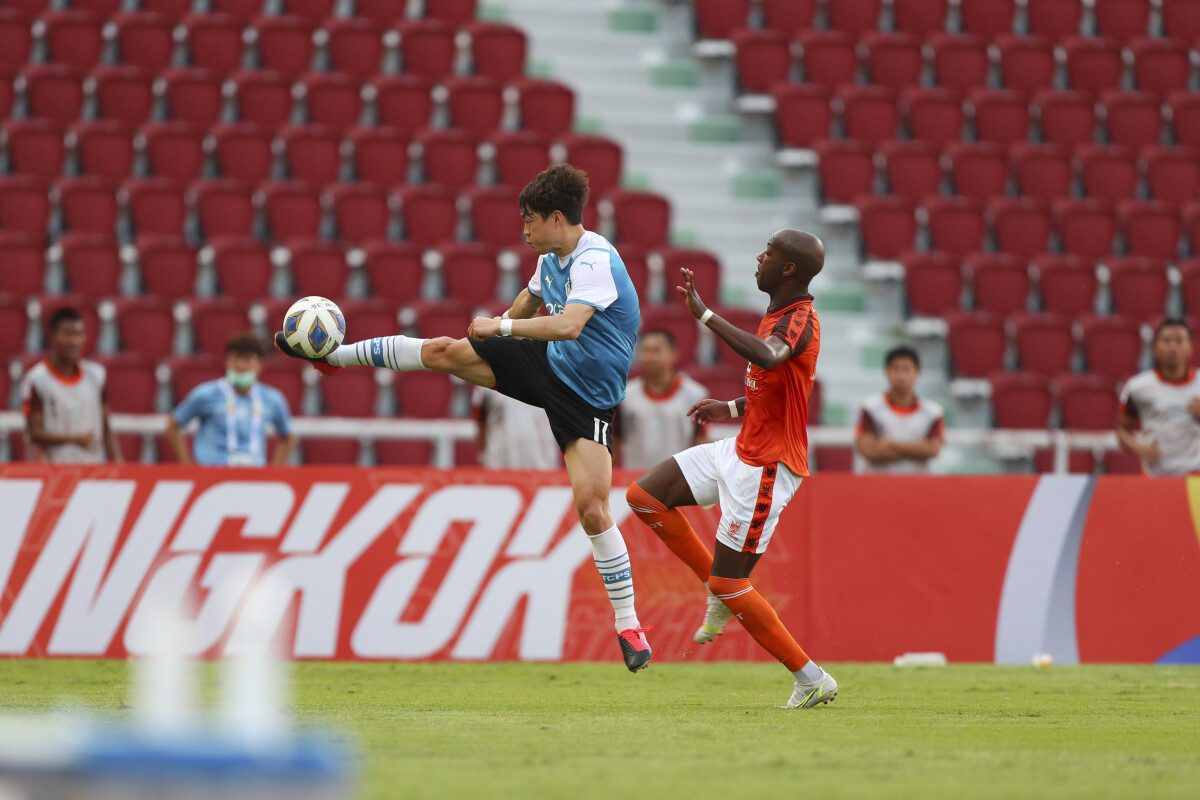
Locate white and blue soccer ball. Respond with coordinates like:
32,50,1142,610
283,296,345,359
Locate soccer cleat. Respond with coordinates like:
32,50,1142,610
617,625,653,672
274,330,341,376
785,671,838,709
694,595,734,644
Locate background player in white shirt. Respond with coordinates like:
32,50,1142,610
473,387,561,469
616,329,708,469
854,345,944,474
20,307,120,464
1117,318,1200,475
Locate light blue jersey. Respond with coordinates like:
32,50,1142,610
172,379,292,466
526,231,640,409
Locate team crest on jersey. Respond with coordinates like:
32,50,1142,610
729,522,742,536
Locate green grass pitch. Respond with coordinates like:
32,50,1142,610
1,661,1198,799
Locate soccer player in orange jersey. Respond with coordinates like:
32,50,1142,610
625,229,836,708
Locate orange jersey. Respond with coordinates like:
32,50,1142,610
735,297,820,476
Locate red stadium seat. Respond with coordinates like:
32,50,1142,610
397,19,456,80
1170,91,1200,149
732,28,792,94
893,0,948,35
904,87,965,145
795,30,858,89
2,119,65,179
0,294,29,359
68,121,134,180
837,84,899,145
855,194,916,259
335,298,399,342
181,14,246,73
53,176,118,235
415,128,480,189
136,235,197,298
761,0,816,33
639,305,700,365
0,175,51,239
250,15,315,76
967,253,1030,315
207,0,266,21
969,88,1032,145
58,232,120,297
190,179,256,239
946,311,1007,377
510,79,575,137
1036,90,1098,147
902,251,962,315
1102,90,1164,149
395,370,454,419
0,233,45,296
88,65,155,125
362,240,424,302
0,65,13,120
138,122,205,181
1010,142,1072,199
375,440,434,465
397,183,458,246
464,22,527,82
1187,200,1200,255
36,11,104,70
287,239,349,298
228,70,294,127
121,178,187,238
1034,254,1098,316
410,299,473,339
438,241,501,304
442,75,504,136
1179,259,1200,315
827,0,882,34
108,13,175,72
319,368,377,417
1027,0,1083,39
346,126,410,186
1142,145,1200,202
1062,37,1123,94
772,83,833,147
318,18,385,79
1055,198,1117,258
209,237,271,300
17,64,83,123
1057,373,1120,431
815,139,876,204
605,189,670,248
278,124,342,184
657,248,720,303
96,354,158,414
464,185,521,246
327,182,392,244
961,0,1015,38
257,181,323,241
1163,0,1200,41
300,72,364,128
988,197,1053,257
489,130,553,188
258,356,306,413
301,439,362,465
369,75,435,134
691,0,750,38
1094,0,1151,41
1106,255,1169,321
929,33,989,92
1104,449,1143,473
210,123,274,183
0,10,34,69
354,0,405,23
423,0,477,26
1011,313,1076,376
945,141,1007,199
187,298,252,356
110,296,174,358
863,32,924,91
1119,200,1181,260
1077,144,1138,201
990,372,1054,429
277,0,335,22
995,35,1055,93
1129,38,1190,94
1079,314,1144,379
925,196,986,256
556,134,623,195
157,68,224,126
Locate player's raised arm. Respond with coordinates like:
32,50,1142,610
677,269,792,370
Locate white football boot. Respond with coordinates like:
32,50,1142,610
785,671,838,709
693,595,734,644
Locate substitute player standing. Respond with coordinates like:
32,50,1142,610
625,229,838,708
1116,318,1200,475
274,165,653,671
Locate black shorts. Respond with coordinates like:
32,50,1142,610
469,337,615,453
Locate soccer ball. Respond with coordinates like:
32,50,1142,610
283,296,345,359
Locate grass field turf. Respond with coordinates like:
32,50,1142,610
1,661,1198,799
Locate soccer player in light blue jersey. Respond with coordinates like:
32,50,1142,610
275,165,653,671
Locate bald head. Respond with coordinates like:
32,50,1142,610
773,229,824,281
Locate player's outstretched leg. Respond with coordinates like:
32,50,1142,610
276,332,497,388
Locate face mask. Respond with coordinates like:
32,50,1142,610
226,369,257,390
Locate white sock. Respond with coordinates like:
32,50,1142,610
588,525,639,632
325,336,426,370
792,660,824,684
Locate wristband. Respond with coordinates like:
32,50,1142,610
501,311,511,320
500,319,514,336
699,309,714,325
728,400,739,419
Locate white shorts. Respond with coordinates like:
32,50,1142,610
672,437,802,555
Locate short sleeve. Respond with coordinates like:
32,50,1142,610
769,306,815,357
856,407,878,436
268,390,292,435
526,256,545,298
19,374,39,416
172,384,211,426
926,416,945,440
1118,381,1138,418
566,250,619,310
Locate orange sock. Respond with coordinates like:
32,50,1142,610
626,482,713,583
707,575,810,671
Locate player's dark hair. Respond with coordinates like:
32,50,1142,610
643,328,677,350
47,306,83,334
225,332,265,358
885,345,920,369
1154,317,1191,340
519,164,589,225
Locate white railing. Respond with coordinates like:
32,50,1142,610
0,412,1122,473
